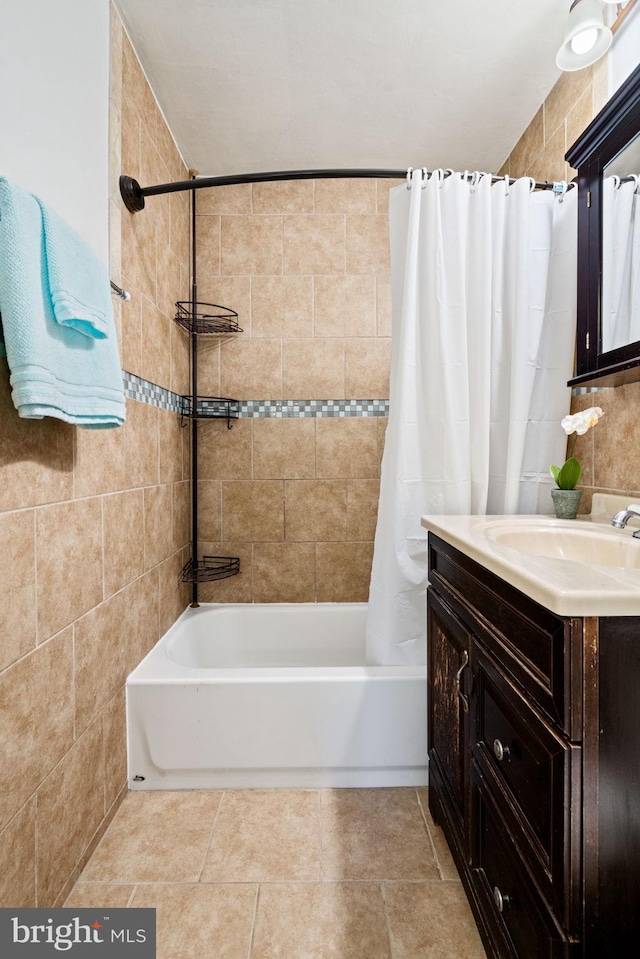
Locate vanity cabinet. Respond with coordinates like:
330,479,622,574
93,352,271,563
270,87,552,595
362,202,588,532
427,532,640,959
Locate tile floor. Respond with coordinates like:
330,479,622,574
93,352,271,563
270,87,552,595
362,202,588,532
65,786,487,959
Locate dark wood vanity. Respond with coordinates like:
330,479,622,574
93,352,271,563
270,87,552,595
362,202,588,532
427,532,640,959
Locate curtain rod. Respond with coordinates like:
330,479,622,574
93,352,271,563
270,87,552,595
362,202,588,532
119,169,566,214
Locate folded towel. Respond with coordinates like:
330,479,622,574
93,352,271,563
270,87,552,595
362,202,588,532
35,196,111,339
0,178,126,428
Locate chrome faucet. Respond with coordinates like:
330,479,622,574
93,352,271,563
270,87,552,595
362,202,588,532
611,504,640,539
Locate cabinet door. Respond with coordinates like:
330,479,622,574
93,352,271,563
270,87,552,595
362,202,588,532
472,772,574,959
472,643,581,935
428,587,472,855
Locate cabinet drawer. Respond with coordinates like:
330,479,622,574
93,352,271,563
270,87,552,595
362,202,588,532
473,644,581,933
472,776,574,959
428,534,582,739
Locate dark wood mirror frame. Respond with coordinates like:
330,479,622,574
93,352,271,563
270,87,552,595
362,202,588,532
567,62,640,388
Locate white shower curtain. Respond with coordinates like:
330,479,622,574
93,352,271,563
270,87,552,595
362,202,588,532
366,170,577,666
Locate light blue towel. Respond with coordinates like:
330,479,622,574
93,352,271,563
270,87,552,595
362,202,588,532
0,178,126,428
35,197,111,339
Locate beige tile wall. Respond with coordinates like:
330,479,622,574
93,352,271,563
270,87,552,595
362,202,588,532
194,178,400,602
0,7,189,908
499,58,640,510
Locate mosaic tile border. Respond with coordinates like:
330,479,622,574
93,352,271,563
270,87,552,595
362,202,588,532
237,399,390,418
571,386,608,396
124,369,601,418
122,371,185,414
123,374,390,418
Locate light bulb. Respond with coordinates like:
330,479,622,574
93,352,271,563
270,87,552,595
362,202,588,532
570,26,599,55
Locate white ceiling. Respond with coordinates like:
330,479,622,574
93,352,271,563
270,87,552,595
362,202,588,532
115,0,569,180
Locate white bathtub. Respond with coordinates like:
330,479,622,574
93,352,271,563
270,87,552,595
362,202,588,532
126,603,428,789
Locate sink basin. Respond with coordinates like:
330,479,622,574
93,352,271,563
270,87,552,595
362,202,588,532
485,522,640,569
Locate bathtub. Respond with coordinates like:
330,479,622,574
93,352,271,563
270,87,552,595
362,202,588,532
126,603,428,789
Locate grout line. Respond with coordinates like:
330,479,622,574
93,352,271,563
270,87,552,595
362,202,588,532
247,884,261,959
66,876,454,887
71,624,77,743
318,790,324,882
34,792,39,906
126,885,138,908
415,787,445,880
101,497,106,603
101,705,107,817
33,509,39,647
196,790,225,882
380,882,395,959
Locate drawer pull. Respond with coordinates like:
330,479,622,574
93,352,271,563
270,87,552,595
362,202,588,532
455,649,470,713
493,738,511,762
493,885,510,914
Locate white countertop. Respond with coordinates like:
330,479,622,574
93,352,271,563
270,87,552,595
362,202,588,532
421,494,640,617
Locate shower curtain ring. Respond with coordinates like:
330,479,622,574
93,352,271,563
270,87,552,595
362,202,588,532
421,167,428,188
553,181,568,203
406,168,414,190
470,171,481,193
612,175,621,190
504,174,511,196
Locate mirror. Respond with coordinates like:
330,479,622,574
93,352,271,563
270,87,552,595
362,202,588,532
567,62,640,387
601,133,640,354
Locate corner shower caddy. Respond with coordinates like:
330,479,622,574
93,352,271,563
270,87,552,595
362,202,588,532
176,184,243,600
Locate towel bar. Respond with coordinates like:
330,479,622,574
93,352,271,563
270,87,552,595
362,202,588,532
110,280,131,301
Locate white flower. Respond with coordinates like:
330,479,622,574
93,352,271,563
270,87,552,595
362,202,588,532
561,407,604,437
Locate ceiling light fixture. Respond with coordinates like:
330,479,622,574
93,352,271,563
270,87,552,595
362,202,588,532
556,0,613,71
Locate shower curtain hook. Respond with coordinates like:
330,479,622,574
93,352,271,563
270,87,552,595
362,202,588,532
553,181,568,203
528,177,536,194
612,175,621,190
632,175,640,194
406,167,414,190
504,174,511,196
433,168,444,187
470,171,481,193
421,167,428,188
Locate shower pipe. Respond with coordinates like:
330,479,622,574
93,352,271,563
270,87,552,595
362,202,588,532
119,168,566,214
189,175,198,607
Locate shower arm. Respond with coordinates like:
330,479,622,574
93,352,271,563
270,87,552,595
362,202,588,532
119,168,564,213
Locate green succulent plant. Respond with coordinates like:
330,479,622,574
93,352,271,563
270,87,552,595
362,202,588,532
549,457,582,490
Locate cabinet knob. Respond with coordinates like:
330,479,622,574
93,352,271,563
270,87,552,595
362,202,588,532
493,885,509,913
493,738,511,762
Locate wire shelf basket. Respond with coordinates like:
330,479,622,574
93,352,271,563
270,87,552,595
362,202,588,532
181,556,240,583
175,301,242,335
180,395,240,428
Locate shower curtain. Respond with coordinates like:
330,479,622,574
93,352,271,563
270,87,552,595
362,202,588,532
366,170,577,666
602,174,640,353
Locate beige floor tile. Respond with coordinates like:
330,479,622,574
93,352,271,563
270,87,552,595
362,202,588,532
321,789,438,881
64,883,134,908
131,884,257,959
252,882,390,959
201,789,321,882
81,791,222,883
384,882,487,959
416,788,460,882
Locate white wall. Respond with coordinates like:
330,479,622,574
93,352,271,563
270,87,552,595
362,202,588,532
0,0,110,262
609,3,640,95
